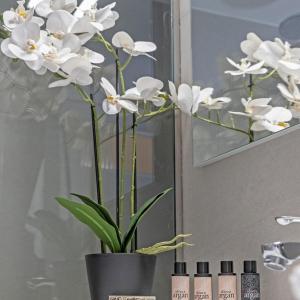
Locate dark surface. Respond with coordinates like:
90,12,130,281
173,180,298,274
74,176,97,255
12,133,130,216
85,253,157,299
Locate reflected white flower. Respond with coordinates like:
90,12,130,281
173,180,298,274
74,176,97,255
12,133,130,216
100,77,138,115
278,79,300,118
229,97,272,119
74,2,119,33
253,38,300,82
49,57,94,87
194,87,231,111
112,31,157,59
1,22,48,73
251,107,292,132
29,0,77,17
240,32,263,62
3,0,44,30
225,57,267,77
125,77,165,107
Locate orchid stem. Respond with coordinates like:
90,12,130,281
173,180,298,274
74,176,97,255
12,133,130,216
249,74,254,98
194,114,251,139
130,114,137,252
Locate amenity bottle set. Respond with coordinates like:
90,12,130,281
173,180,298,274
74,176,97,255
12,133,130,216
171,261,260,300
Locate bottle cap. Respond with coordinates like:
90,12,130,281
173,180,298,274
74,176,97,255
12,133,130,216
221,261,234,274
174,262,188,275
196,262,210,275
244,260,257,273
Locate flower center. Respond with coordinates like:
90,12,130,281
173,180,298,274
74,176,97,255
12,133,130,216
43,47,58,60
52,31,65,40
17,7,27,18
26,39,37,52
240,58,251,70
277,122,289,128
107,95,117,104
84,9,97,22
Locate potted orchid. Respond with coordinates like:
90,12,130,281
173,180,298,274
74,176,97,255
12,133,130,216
1,0,300,298
0,0,194,299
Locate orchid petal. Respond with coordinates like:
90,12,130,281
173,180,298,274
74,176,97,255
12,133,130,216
100,77,117,97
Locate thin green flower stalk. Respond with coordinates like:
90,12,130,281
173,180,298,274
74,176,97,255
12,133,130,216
96,33,131,233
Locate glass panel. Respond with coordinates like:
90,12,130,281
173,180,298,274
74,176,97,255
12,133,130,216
191,0,300,167
0,0,175,299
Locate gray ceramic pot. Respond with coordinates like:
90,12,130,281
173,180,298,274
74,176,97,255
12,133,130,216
85,253,157,299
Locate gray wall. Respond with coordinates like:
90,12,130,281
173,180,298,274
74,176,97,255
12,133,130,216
181,120,300,299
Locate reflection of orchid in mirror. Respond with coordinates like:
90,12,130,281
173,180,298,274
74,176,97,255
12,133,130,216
225,58,267,77
278,78,300,118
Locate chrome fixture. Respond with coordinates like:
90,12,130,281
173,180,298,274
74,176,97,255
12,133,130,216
262,242,300,271
262,216,300,271
275,216,300,226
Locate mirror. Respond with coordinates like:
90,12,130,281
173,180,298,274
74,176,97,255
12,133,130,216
190,0,300,167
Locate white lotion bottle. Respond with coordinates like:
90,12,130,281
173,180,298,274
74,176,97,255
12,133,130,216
172,262,190,300
194,262,212,300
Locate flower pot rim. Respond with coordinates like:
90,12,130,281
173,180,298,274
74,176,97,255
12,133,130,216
85,253,156,258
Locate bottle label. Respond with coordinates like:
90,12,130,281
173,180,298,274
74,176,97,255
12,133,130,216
194,277,212,300
172,277,189,300
241,274,260,300
218,276,237,300
194,291,210,300
219,290,235,299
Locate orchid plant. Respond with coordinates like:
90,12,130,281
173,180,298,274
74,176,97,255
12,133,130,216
0,1,299,253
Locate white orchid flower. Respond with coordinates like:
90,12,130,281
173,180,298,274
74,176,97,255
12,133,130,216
225,57,268,77
3,1,44,30
168,81,195,115
278,79,300,118
40,44,77,73
229,97,272,119
74,2,119,33
168,82,227,114
29,0,77,17
112,31,157,59
79,47,105,64
253,38,300,81
240,32,263,62
46,10,94,45
251,107,292,132
100,78,138,115
193,87,231,111
49,57,94,87
125,77,165,107
1,22,47,73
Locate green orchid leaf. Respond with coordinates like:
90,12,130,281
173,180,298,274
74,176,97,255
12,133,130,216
146,234,192,248
71,193,121,244
136,242,194,255
121,188,172,252
56,197,121,253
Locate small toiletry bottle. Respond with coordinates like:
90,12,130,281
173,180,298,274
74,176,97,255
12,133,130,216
172,262,190,300
218,261,237,300
194,262,212,300
241,261,260,300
